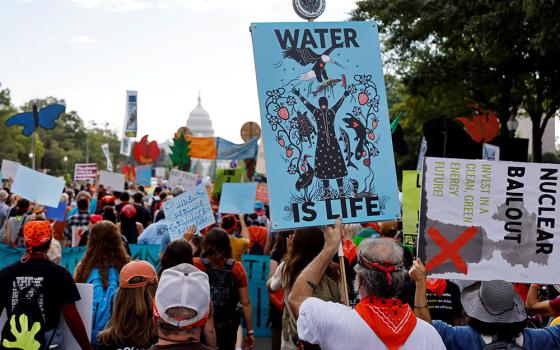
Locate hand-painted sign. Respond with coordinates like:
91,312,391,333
250,21,400,229
402,170,421,248
418,157,560,284
74,163,98,181
169,169,198,191
213,167,244,194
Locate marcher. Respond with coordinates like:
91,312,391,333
74,221,131,347
266,231,290,350
0,220,92,349
149,263,213,350
139,210,168,245
193,228,255,350
133,192,152,228
0,190,10,228
97,260,158,350
65,197,91,246
288,219,446,350
220,215,250,261
117,204,144,244
0,198,31,246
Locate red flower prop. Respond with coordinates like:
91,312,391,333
133,135,161,164
456,107,500,143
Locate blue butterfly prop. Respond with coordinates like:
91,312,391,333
5,104,65,137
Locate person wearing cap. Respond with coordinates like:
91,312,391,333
288,218,446,350
149,263,213,350
410,261,560,349
98,260,159,350
0,220,92,349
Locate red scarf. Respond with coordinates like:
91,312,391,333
426,278,447,297
355,296,417,350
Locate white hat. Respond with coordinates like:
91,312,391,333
155,263,210,328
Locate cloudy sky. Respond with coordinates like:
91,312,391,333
1,0,356,144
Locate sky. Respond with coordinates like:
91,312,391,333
0,0,355,144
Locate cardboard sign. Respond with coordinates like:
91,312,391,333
136,165,152,187
72,226,88,247
242,254,271,337
256,182,269,203
402,171,421,247
213,167,243,194
168,169,198,191
45,201,68,222
219,183,258,214
482,143,500,161
1,159,19,180
250,22,400,229
98,170,125,192
11,166,65,207
74,163,98,181
418,157,560,283
164,184,215,241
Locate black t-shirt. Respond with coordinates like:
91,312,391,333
134,204,152,228
399,280,462,325
98,344,147,350
0,258,81,330
147,342,212,350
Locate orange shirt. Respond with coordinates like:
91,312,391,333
193,257,248,288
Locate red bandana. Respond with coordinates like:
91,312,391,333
426,278,447,297
355,296,417,350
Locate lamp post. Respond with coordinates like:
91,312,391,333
28,152,33,168
507,116,519,138
63,156,68,175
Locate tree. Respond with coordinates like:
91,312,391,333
169,131,191,171
352,0,560,162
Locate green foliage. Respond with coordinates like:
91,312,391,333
169,132,191,170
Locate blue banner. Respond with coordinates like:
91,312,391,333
136,165,152,187
242,254,271,337
250,22,400,230
216,137,259,160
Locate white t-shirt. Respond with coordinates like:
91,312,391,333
297,297,446,350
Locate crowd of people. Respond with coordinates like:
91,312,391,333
0,180,560,350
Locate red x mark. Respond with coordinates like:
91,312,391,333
425,226,478,274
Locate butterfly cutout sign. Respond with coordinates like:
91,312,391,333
5,104,65,137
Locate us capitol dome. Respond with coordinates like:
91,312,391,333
186,93,214,137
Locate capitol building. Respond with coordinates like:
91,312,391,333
186,93,214,137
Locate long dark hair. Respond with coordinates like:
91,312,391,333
468,317,526,338
282,227,339,290
270,231,290,263
159,239,193,278
201,228,232,260
119,214,138,243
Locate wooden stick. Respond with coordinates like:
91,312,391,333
338,243,350,306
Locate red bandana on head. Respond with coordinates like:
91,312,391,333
355,296,417,350
426,278,447,297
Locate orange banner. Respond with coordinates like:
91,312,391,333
186,136,216,160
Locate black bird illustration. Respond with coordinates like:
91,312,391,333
282,46,338,83
342,114,367,160
293,111,316,146
295,154,315,200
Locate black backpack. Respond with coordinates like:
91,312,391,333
482,334,524,350
1,285,54,350
202,258,239,328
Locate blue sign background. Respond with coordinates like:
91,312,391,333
250,22,400,229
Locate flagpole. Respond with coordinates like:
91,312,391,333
338,242,350,306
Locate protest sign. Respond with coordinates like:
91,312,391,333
74,163,98,181
164,184,215,241
120,137,132,156
123,90,138,138
250,22,400,229
418,157,560,283
219,183,258,214
1,159,19,180
101,143,113,171
136,165,152,187
416,137,428,172
169,169,198,191
482,143,500,161
71,226,88,247
155,167,166,178
11,166,64,207
256,182,269,203
242,254,271,337
99,170,125,192
402,171,421,248
213,167,243,194
45,200,68,221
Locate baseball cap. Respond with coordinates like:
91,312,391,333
23,221,52,248
90,214,103,225
155,263,210,328
254,201,264,211
120,204,137,219
120,260,158,288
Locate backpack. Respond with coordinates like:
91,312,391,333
202,258,239,328
482,334,524,350
87,267,119,346
0,285,55,350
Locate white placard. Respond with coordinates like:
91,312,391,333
98,170,125,192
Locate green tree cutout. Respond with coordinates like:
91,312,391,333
169,131,191,171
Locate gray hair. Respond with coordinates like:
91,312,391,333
60,193,69,204
354,238,407,299
172,185,185,197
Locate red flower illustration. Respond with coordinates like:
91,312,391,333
133,135,161,164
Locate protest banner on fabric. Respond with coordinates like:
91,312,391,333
1,159,19,180
164,184,215,241
0,244,24,270
216,137,259,160
136,165,152,187
60,246,86,273
11,166,65,207
219,183,258,214
99,170,125,192
101,143,113,171
213,167,244,194
402,170,421,248
130,244,160,268
242,254,271,337
169,169,198,191
45,200,68,222
482,143,500,161
250,22,400,229
186,135,217,159
123,90,138,138
74,163,98,181
418,157,560,283
120,137,132,156
256,182,269,204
